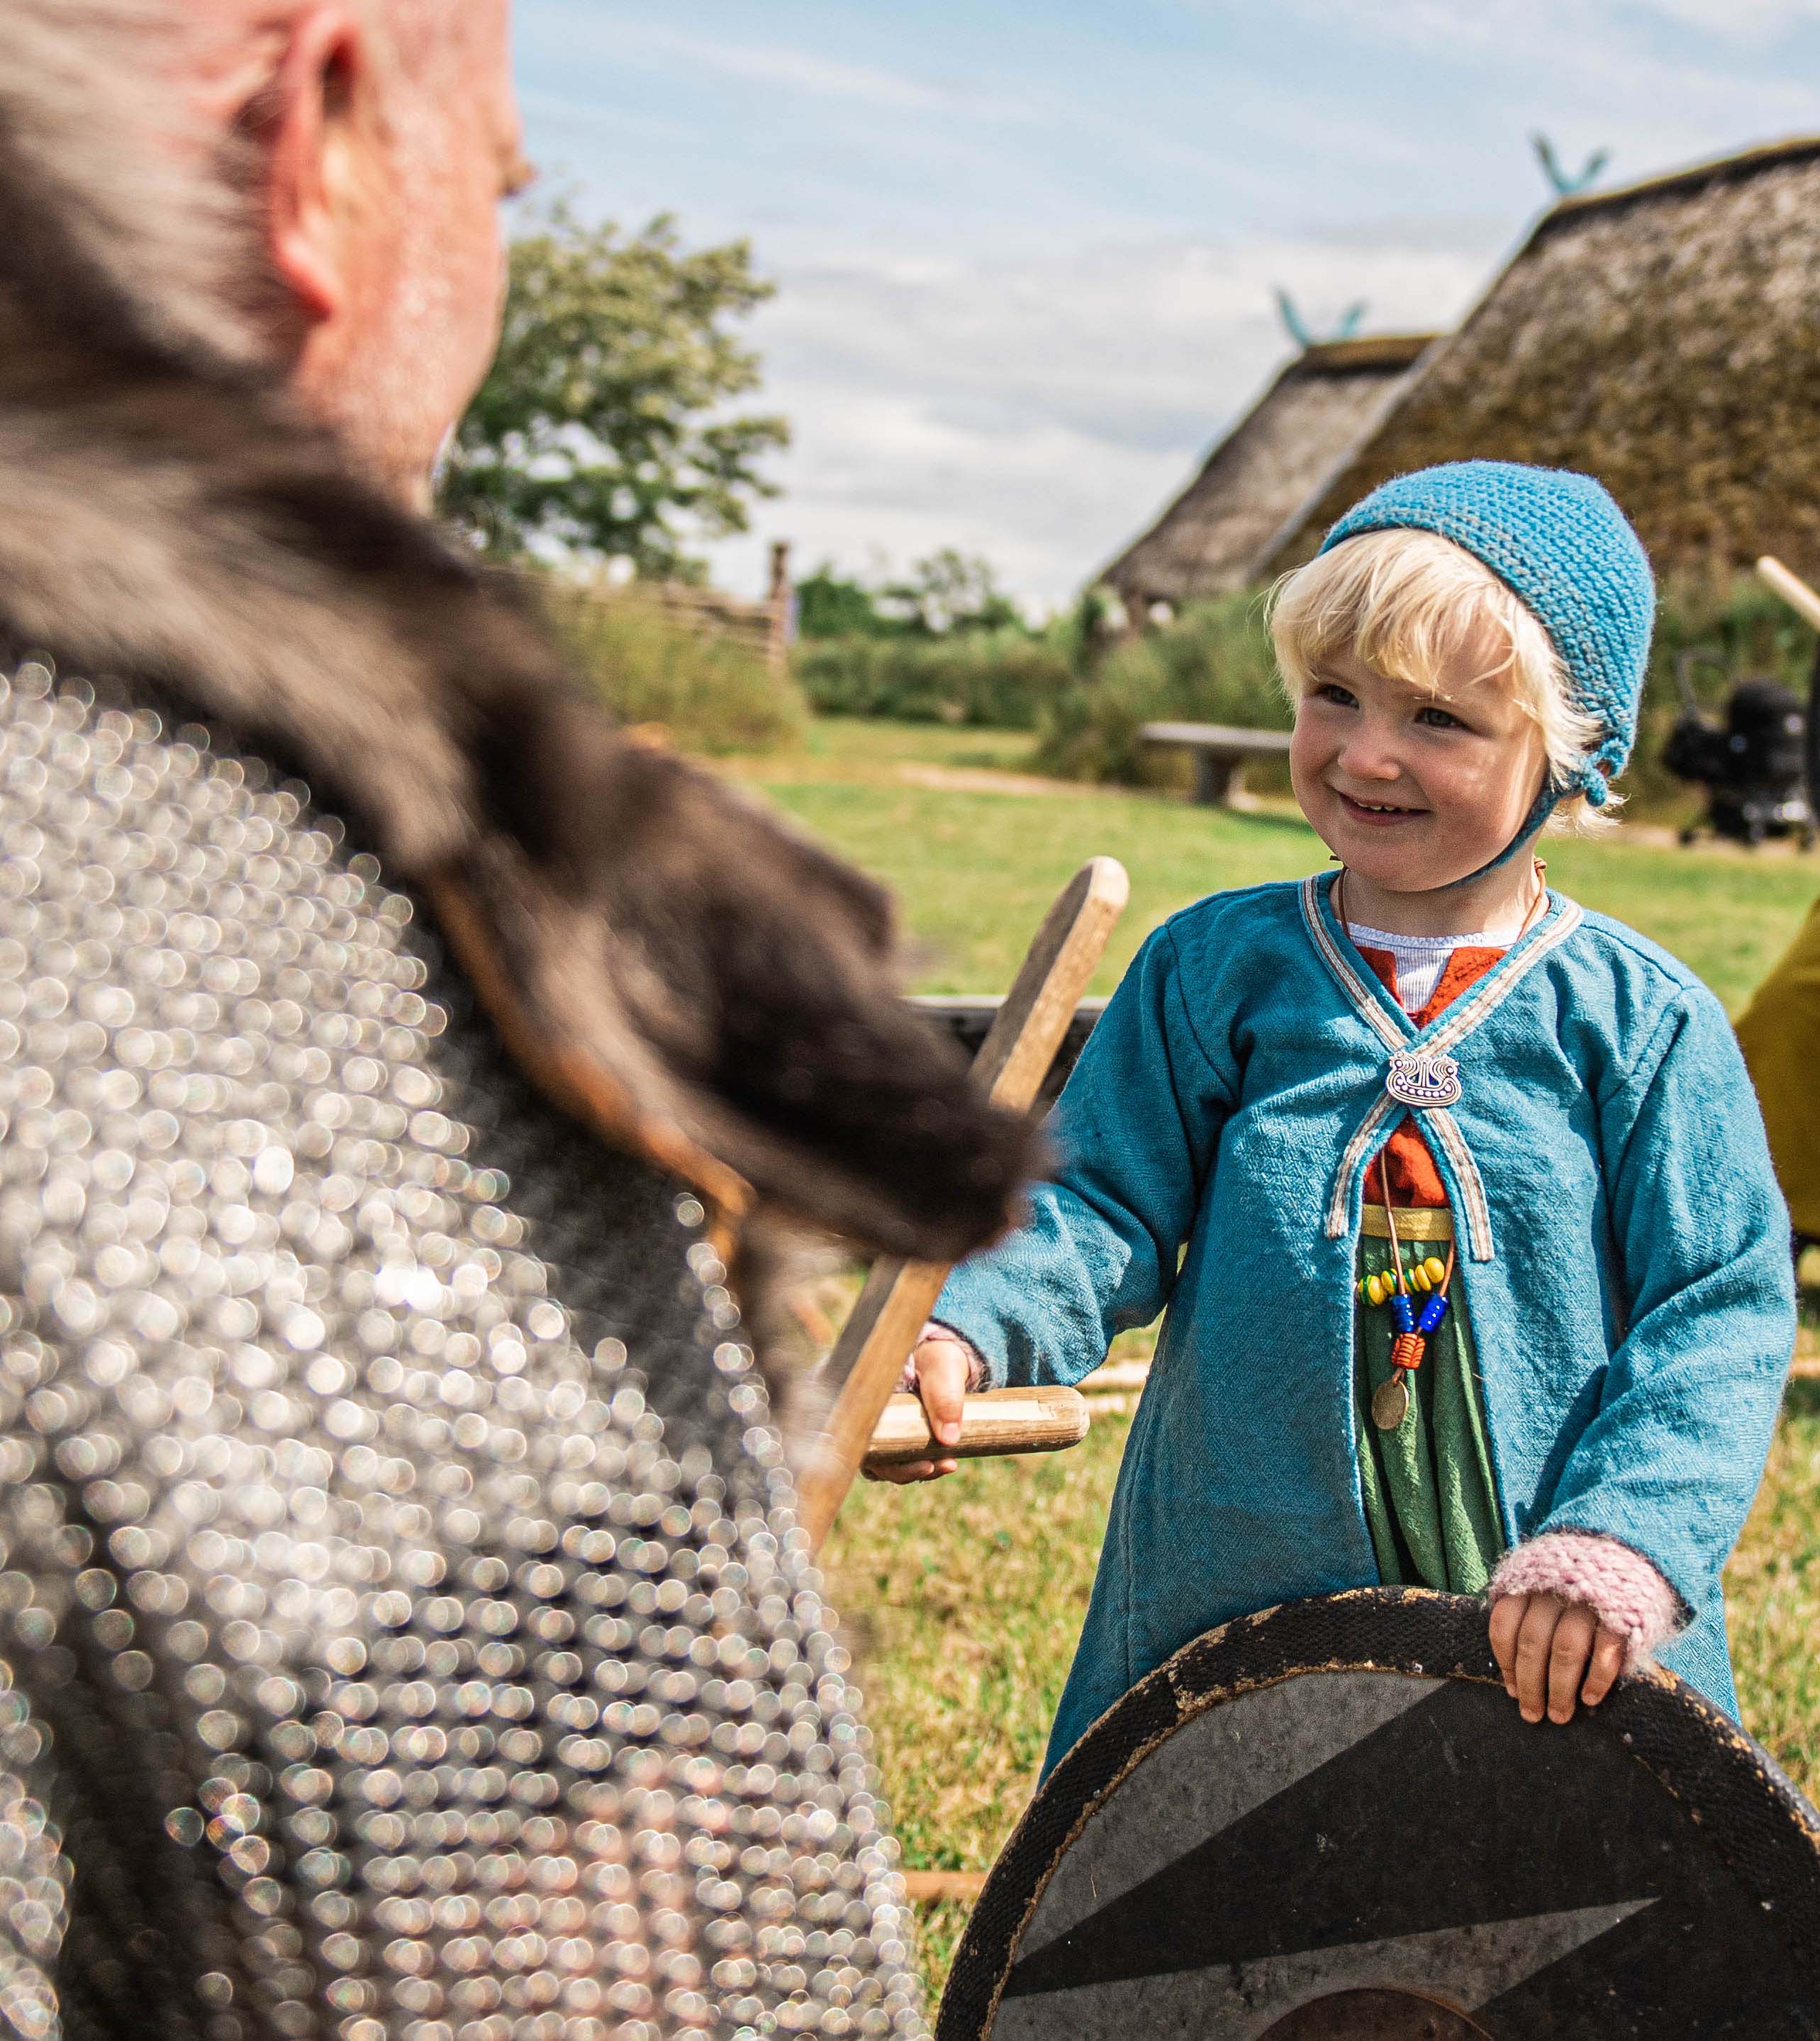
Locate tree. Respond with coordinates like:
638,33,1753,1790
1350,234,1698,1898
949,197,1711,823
877,549,1025,636
795,565,893,640
439,205,789,577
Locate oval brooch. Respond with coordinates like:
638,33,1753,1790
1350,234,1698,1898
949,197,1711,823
1385,1047,1462,1108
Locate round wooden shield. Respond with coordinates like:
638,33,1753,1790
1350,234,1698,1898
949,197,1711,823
937,1589,1820,2040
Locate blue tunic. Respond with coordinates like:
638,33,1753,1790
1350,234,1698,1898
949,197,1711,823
935,872,1795,1773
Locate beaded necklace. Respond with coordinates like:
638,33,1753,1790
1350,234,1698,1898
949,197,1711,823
1339,859,1547,1430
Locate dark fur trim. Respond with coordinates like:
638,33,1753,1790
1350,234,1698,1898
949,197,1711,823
0,17,1042,1266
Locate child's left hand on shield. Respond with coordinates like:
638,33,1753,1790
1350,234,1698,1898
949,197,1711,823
1488,1592,1629,1725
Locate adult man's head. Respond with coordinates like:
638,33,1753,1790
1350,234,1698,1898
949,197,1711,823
23,0,527,504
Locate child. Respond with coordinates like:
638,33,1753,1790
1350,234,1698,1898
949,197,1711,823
893,461,1796,1776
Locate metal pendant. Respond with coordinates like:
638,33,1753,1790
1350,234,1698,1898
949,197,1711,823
1385,1047,1463,1109
1372,1372,1411,1430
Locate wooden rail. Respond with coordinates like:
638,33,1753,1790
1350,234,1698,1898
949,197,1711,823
863,1385,1090,1471
571,540,795,677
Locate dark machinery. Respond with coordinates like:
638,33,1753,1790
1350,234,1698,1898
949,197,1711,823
1662,647,1816,847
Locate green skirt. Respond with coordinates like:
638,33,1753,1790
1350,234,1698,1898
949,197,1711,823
1353,1218,1506,1594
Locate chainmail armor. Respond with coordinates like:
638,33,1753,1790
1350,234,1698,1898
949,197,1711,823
0,661,928,2040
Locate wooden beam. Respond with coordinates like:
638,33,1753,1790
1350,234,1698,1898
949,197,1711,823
902,1869,989,1904
795,856,1129,1552
1758,555,1820,632
861,1385,1089,1471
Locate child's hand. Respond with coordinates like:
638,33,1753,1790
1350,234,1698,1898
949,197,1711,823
1488,1592,1628,1725
865,1334,973,1484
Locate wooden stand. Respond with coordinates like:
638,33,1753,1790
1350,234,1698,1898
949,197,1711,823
795,857,1129,1553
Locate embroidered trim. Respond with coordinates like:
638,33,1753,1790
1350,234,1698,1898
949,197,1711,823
1325,1093,1397,1238
1300,879,1406,1053
1300,875,1585,1264
1414,899,1584,1058
1426,1108,1495,1261
1361,1204,1453,1241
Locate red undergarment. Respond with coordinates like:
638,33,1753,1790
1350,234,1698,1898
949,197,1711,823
1355,945,1504,1209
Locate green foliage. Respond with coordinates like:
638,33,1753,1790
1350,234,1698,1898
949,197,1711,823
794,629,1072,728
1018,570,1816,819
875,549,1027,637
545,585,806,755
1032,591,1289,786
440,205,788,576
798,550,1027,647
795,566,894,640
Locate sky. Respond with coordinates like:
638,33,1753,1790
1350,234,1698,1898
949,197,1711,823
513,1,1820,610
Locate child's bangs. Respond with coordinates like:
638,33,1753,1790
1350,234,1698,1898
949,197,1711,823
1271,530,1531,705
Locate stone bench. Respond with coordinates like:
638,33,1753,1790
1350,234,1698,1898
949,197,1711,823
1139,719,1293,805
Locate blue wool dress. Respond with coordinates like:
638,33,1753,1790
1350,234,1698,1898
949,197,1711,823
934,872,1795,1775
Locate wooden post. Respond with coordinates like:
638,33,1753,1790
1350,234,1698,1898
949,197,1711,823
794,857,1129,1553
767,539,793,679
1759,555,1820,632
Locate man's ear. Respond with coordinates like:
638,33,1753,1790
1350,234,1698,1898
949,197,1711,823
264,4,368,326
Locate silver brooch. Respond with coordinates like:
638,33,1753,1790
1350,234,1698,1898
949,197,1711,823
1385,1047,1463,1108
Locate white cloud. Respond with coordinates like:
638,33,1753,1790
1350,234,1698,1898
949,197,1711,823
549,13,1041,123
705,226,1495,608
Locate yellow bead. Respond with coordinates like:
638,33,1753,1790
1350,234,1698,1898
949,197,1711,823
1411,1264,1431,1294
1423,1255,1447,1287
1367,1274,1388,1307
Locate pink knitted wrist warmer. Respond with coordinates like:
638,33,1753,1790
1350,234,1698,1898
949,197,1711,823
898,1320,989,1394
1489,1531,1684,1672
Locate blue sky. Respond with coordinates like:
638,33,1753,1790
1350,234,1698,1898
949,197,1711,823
514,1,1820,607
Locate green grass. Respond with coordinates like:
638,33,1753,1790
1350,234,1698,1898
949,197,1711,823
713,718,1820,2001
731,719,1818,1011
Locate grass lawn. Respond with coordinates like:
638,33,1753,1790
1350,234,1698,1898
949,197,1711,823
722,718,1820,2000
730,718,1819,1011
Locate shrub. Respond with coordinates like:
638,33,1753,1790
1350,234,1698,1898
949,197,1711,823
1032,592,1290,789
794,628,1073,729
1030,572,1817,818
546,584,808,754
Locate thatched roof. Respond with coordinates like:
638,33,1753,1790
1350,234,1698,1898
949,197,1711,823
1099,333,1438,612
1257,137,1820,582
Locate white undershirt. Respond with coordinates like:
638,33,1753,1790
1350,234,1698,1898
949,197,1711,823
1347,921,1497,1015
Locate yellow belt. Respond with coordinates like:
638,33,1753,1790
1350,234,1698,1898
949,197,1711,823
1361,1204,1454,1242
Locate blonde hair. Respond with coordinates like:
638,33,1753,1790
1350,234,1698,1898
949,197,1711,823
1268,528,1616,830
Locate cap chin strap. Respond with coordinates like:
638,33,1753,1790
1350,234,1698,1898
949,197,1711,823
1440,772,1559,891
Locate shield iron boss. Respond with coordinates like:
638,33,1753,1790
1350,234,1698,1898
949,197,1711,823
939,1589,1820,2041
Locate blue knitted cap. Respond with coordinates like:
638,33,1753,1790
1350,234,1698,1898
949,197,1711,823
1319,460,1655,847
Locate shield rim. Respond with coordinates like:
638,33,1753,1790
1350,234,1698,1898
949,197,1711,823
934,1586,1820,2040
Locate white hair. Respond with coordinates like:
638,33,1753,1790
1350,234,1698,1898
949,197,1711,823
0,1,272,362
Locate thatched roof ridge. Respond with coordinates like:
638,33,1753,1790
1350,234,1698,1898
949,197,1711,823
1099,333,1439,611
1257,135,1820,582
1535,135,1820,244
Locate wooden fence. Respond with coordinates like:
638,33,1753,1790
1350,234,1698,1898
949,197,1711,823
569,540,795,678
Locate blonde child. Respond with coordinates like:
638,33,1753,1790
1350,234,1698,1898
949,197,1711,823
891,462,1795,1774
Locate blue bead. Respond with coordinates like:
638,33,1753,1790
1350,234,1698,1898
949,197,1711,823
1418,1294,1450,1335
1392,1294,1415,1335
